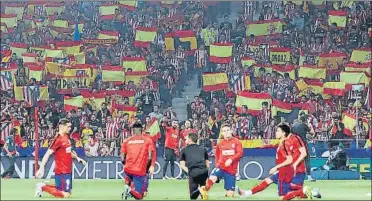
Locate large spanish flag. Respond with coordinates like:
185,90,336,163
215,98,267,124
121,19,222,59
14,86,49,102
271,99,292,117
80,90,106,110
298,65,326,79
173,30,197,50
98,30,119,40
45,3,65,15
125,71,149,85
134,27,158,47
246,19,283,37
345,62,371,76
202,72,228,92
323,82,346,96
52,19,69,28
106,90,136,105
342,113,369,136
119,1,138,11
44,48,67,59
4,4,24,20
10,42,27,58
1,14,18,28
99,3,119,20
113,104,137,121
340,71,370,89
318,52,348,68
144,119,161,140
49,26,74,37
236,92,272,116
27,64,44,81
122,57,146,71
64,96,83,112
254,64,272,77
328,10,347,28
272,65,295,79
55,41,82,55
165,32,175,51
349,48,371,63
270,47,291,64
209,43,233,64
102,66,125,83
241,57,256,67
298,79,325,97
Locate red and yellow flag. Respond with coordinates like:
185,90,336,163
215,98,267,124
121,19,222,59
50,26,74,37
22,52,37,63
342,113,369,136
98,30,119,41
64,96,83,112
340,71,370,89
165,32,175,51
272,65,295,79
125,71,149,85
350,48,371,63
1,50,12,62
328,10,347,28
270,47,291,64
80,90,106,110
45,2,65,15
113,104,137,120
246,19,283,37
102,66,125,83
99,3,119,20
298,65,326,79
52,19,69,28
253,64,272,77
106,90,136,106
134,27,158,48
44,48,67,59
236,92,272,116
27,64,44,81
209,43,233,64
174,30,197,50
10,42,27,58
4,4,24,20
323,82,346,96
318,52,348,69
122,57,146,71
144,119,161,140
55,41,82,55
345,62,371,76
1,14,18,28
202,72,228,92
271,99,293,116
119,1,138,11
241,57,256,68
14,86,49,102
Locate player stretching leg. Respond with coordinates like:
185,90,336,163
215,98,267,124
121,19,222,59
34,119,86,198
200,123,243,199
121,123,156,200
238,124,312,200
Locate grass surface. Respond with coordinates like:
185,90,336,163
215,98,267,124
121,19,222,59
1,179,371,200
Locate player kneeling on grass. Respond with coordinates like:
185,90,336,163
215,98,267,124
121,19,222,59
199,123,243,199
35,119,87,198
121,122,156,200
238,124,318,200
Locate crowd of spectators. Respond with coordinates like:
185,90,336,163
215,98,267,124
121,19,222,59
1,1,371,157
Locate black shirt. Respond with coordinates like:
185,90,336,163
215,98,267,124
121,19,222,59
180,144,209,170
291,123,310,142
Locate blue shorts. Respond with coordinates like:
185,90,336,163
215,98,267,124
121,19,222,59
210,168,235,191
55,173,72,193
292,173,305,186
125,172,146,194
269,172,290,196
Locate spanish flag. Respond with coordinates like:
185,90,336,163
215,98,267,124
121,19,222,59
298,65,326,79
1,50,12,63
80,90,106,110
14,86,49,102
296,79,308,92
27,64,44,81
55,41,82,55
241,57,256,67
323,82,346,96
22,52,37,63
328,10,347,28
165,32,175,51
44,48,67,59
340,71,370,89
122,57,147,71
113,104,137,120
209,43,233,64
134,27,158,48
246,19,283,37
98,30,119,40
52,19,69,28
253,64,272,77
342,113,369,136
270,47,291,64
73,52,86,64
106,90,136,106
144,119,161,140
235,92,272,116
49,26,74,37
173,30,197,50
125,71,149,85
119,1,138,11
299,79,325,97
4,4,24,20
45,3,65,15
99,3,119,20
350,48,371,63
64,96,83,112
10,42,27,58
345,62,371,76
272,65,295,79
318,52,348,68
202,72,228,92
271,99,293,117
102,66,125,83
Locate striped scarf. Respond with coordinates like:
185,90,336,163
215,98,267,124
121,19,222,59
194,49,207,68
106,122,118,140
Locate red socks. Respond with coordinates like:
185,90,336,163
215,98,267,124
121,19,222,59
252,180,269,194
205,179,214,191
41,185,64,198
282,189,306,200
130,190,143,200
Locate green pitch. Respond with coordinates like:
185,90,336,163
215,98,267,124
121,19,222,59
1,179,371,200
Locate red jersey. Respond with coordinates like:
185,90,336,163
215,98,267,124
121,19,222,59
286,134,306,174
276,141,294,182
121,135,156,176
49,134,72,174
180,128,197,148
164,126,179,150
215,137,243,175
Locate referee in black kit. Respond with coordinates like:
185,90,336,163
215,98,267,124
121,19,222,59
180,133,210,200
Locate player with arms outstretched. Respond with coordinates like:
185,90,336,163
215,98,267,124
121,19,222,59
199,123,243,199
121,123,156,200
34,119,86,198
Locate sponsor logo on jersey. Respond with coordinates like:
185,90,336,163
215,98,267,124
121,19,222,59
128,140,145,144
222,149,235,156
